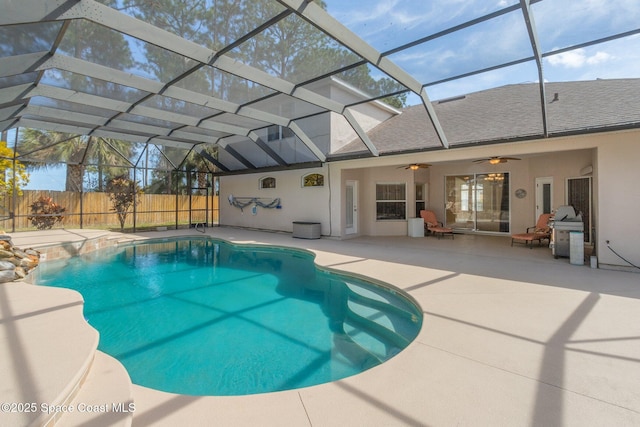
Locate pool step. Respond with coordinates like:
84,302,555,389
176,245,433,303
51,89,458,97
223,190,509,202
345,290,418,348
57,351,133,427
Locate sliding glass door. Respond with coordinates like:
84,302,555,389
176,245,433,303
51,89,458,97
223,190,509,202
445,173,510,233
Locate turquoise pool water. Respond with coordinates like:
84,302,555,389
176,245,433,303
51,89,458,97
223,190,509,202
37,238,422,396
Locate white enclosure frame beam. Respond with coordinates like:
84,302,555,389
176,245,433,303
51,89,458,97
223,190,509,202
277,0,450,149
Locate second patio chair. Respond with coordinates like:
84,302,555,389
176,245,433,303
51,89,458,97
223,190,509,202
511,213,553,248
420,210,454,239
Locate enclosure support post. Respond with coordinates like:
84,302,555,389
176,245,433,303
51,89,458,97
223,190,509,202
188,172,192,228
174,170,179,230
80,187,84,229
206,173,210,227
11,151,16,233
132,168,137,233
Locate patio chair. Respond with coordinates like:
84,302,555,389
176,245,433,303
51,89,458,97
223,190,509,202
420,210,454,239
511,213,553,248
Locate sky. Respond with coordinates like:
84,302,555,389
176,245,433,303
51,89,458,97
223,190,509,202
24,165,67,190
324,0,640,103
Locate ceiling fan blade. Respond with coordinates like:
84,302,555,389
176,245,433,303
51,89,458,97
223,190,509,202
398,163,430,170
473,156,521,164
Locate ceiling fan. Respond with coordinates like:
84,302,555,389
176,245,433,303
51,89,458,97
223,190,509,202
472,156,521,165
398,163,431,170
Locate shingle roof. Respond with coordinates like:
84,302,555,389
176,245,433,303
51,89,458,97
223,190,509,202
333,79,640,157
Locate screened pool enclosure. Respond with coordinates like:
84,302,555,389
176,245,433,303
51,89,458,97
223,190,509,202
1,0,638,231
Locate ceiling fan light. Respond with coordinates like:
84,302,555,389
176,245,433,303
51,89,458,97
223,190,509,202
489,158,501,165
409,164,420,170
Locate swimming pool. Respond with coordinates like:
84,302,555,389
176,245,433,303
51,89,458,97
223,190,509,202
37,237,422,396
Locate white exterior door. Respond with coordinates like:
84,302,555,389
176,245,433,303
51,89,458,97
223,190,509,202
345,180,358,235
535,177,553,219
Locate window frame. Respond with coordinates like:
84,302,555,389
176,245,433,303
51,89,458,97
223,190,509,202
259,176,276,189
302,173,324,187
375,182,407,221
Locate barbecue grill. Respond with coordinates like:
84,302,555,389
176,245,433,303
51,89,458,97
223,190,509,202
550,205,584,258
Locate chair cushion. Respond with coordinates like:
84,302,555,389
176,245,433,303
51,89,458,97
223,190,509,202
512,232,546,241
429,226,453,233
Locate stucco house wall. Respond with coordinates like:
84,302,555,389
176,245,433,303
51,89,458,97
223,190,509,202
219,125,639,270
325,129,637,269
308,78,398,153
359,166,417,236
220,166,331,236
596,133,640,269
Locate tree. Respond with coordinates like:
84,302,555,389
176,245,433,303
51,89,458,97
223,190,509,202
83,138,135,192
106,175,142,231
0,140,30,196
182,147,218,193
17,12,135,192
18,130,135,192
125,0,406,107
242,1,406,107
17,129,85,191
122,0,404,188
144,146,217,195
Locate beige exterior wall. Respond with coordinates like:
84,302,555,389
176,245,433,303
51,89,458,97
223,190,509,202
596,133,640,269
330,106,396,153
329,112,360,152
220,166,330,236
219,129,639,270
425,150,594,232
362,166,416,236
327,79,398,153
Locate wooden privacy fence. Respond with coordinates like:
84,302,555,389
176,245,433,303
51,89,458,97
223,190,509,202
3,190,219,231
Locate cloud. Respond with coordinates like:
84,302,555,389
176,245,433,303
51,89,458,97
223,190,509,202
547,49,613,68
586,51,613,65
336,0,400,26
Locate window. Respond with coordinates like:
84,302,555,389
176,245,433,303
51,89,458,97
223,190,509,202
415,183,425,218
303,173,324,187
376,183,406,220
259,176,276,189
445,173,510,232
267,125,294,142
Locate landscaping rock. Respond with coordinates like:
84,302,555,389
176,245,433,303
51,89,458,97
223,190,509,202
14,267,26,279
0,234,41,281
0,249,14,258
0,270,14,283
0,260,15,270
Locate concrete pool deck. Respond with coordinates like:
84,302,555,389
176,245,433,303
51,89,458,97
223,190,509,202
2,227,640,426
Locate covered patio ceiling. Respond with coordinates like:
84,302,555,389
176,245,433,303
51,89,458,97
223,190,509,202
1,0,639,175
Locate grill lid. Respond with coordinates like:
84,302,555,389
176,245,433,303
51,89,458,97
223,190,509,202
554,205,582,222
